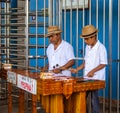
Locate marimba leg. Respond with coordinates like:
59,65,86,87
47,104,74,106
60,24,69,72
19,89,25,113
8,83,12,113
50,94,63,113
32,94,37,113
41,95,50,113
75,92,86,113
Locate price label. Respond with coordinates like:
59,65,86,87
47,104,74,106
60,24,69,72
7,71,17,84
17,74,37,94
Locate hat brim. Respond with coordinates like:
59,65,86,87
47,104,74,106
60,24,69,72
45,30,62,37
80,30,98,38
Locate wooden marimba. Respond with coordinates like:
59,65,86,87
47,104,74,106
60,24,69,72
0,69,105,113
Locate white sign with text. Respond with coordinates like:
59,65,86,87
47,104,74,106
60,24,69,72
17,74,37,94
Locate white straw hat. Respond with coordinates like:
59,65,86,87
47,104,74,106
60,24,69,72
80,25,98,38
46,26,62,37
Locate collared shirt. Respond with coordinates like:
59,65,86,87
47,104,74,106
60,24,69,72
47,40,75,76
84,40,107,80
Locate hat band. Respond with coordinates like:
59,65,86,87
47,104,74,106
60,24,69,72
48,29,61,34
82,31,97,37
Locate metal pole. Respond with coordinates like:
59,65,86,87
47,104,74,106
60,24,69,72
96,0,98,28
59,0,62,28
44,0,46,66
36,0,38,70
82,0,85,60
103,0,106,113
82,0,85,27
25,0,29,69
64,0,66,40
108,0,112,113
48,0,52,26
6,1,10,64
117,0,120,113
53,0,55,25
76,0,79,75
56,0,59,25
89,0,91,25
70,0,72,44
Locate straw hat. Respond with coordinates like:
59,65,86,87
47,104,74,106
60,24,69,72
80,25,98,38
46,26,62,37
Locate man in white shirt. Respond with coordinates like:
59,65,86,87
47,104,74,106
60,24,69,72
70,25,107,113
41,26,75,76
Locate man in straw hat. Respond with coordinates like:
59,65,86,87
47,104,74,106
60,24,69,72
70,25,107,113
41,26,75,76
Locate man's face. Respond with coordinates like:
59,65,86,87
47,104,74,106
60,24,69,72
49,34,60,44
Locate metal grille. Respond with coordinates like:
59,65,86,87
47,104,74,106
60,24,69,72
50,0,120,113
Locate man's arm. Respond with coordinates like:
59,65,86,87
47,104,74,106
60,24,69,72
60,59,75,70
52,59,75,74
69,62,85,73
87,64,106,77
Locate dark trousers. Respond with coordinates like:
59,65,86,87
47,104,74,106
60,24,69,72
87,90,100,113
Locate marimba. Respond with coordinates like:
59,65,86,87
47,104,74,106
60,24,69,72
0,69,105,113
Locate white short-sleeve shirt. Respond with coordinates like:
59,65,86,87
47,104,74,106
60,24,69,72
84,40,107,80
47,40,75,76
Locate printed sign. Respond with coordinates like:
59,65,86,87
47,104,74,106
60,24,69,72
7,71,17,84
62,0,89,9
17,74,37,94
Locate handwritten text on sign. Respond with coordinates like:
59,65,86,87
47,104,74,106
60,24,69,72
7,71,17,84
17,74,37,94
